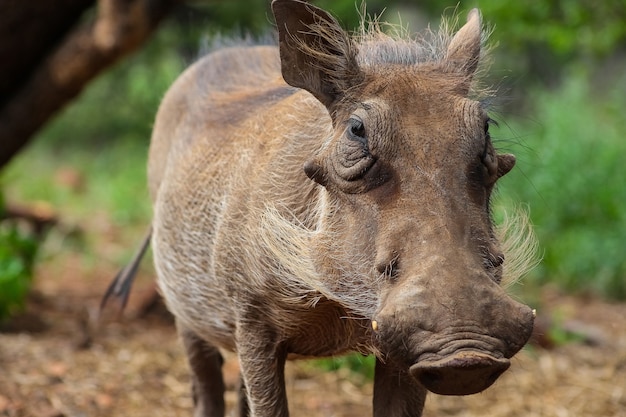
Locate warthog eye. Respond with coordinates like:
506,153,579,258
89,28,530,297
376,255,399,282
334,116,375,182
347,117,366,143
326,114,391,192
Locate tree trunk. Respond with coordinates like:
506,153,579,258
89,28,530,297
0,0,178,169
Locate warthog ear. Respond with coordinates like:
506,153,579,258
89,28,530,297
272,0,362,111
497,153,516,179
445,8,482,90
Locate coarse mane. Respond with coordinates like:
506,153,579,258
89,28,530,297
495,206,542,290
354,14,449,66
300,9,495,100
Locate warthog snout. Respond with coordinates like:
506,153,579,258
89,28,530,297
373,256,535,395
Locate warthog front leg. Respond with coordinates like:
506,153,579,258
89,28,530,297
236,322,289,417
180,326,226,417
373,358,426,417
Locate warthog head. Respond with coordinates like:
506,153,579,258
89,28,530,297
273,0,535,396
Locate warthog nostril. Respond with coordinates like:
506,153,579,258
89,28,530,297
375,252,400,281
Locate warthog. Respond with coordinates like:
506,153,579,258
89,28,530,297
104,0,537,415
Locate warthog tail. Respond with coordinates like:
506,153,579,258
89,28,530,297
99,226,152,313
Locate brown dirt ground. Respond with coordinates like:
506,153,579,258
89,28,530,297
1,247,625,417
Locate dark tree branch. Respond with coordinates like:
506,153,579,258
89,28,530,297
1,202,57,237
0,0,179,170
0,0,94,109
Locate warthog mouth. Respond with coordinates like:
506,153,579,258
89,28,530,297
409,350,510,395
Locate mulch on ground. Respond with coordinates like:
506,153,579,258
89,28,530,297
1,256,625,417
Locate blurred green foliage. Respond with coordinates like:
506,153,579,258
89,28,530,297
0,192,40,321
477,0,626,58
545,309,587,346
494,68,626,300
310,354,376,381
468,0,626,85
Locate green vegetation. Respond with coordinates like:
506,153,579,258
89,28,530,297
0,192,40,321
478,1,626,58
310,354,376,382
494,69,626,300
545,309,587,346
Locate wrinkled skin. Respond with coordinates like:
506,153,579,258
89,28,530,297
146,1,535,416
